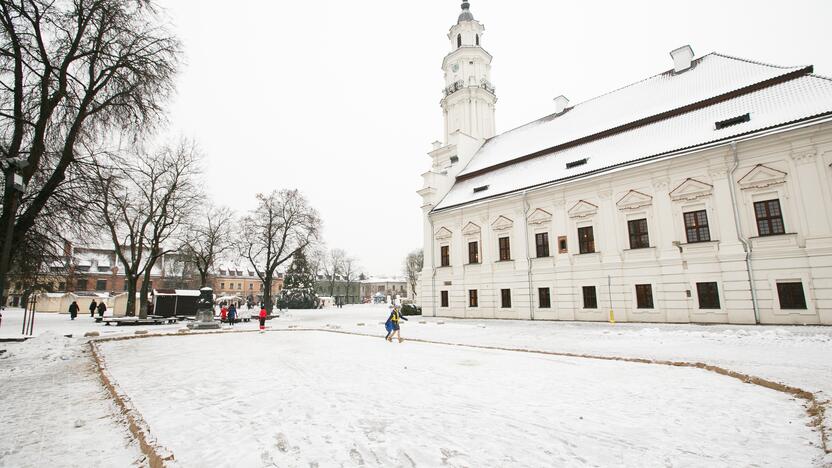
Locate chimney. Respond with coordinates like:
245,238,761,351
553,95,569,114
670,45,694,73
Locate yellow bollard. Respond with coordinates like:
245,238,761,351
609,309,615,324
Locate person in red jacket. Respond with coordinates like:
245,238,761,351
259,307,267,331
221,305,228,322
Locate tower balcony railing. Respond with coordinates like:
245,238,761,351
442,79,496,97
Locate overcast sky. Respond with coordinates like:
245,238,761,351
160,0,832,276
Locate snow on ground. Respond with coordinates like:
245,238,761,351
2,304,832,466
0,332,144,467
98,331,822,467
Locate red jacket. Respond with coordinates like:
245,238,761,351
259,308,267,319
221,307,228,319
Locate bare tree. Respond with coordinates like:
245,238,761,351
93,141,200,317
341,255,359,304
0,0,180,305
404,249,423,298
322,248,345,297
239,190,320,312
182,205,234,287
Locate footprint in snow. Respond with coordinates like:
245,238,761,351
275,433,289,453
349,448,365,465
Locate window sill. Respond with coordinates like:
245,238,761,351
749,233,798,249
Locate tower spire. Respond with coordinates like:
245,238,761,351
458,1,474,23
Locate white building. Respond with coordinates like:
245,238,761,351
418,2,832,325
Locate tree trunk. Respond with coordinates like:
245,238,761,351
199,269,208,288
125,279,137,317
139,270,152,319
263,273,273,312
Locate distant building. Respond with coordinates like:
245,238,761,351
360,277,410,303
315,275,361,304
211,263,283,304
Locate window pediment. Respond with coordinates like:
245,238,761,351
568,200,598,219
491,215,514,231
527,208,552,225
669,178,713,202
434,227,453,240
738,164,787,190
462,222,481,236
616,190,653,211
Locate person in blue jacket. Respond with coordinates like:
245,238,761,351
385,304,407,343
227,303,237,326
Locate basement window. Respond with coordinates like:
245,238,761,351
473,185,489,193
566,158,588,169
715,113,750,130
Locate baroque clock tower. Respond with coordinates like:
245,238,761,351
441,1,497,143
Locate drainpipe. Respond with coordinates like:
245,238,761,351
728,141,760,324
522,190,535,320
429,215,437,318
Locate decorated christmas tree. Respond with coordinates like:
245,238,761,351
278,249,318,309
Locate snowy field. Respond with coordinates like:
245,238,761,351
98,331,821,467
1,304,831,466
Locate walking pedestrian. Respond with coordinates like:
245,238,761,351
96,301,107,318
221,305,228,322
259,306,267,331
385,305,407,343
69,301,79,320
89,300,97,318
228,303,237,326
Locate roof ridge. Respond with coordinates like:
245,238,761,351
709,52,805,70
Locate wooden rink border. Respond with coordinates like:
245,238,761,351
88,327,830,466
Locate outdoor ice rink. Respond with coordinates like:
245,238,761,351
2,304,831,467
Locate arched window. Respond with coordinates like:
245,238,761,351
476,34,480,46
457,34,462,48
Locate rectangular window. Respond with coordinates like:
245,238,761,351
582,286,597,309
696,282,720,309
498,237,511,261
500,289,511,308
220,282,225,289
95,279,107,291
76,278,87,291
754,199,785,236
468,289,478,308
440,290,449,307
538,288,551,308
684,210,711,243
628,219,650,249
440,245,450,267
535,232,550,257
468,241,479,264
558,236,568,254
249,284,253,290
578,227,595,254
777,282,807,310
635,284,654,309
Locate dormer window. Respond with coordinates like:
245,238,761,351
473,185,489,193
715,113,750,130
566,158,588,169
457,34,462,48
450,156,459,164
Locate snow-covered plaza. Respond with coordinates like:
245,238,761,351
1,304,831,467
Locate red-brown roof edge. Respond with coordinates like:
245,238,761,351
456,65,813,183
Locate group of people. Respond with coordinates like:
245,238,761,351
67,299,106,320
219,302,269,331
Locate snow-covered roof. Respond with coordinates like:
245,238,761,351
361,276,406,284
435,53,832,211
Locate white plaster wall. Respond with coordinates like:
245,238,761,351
421,122,832,325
